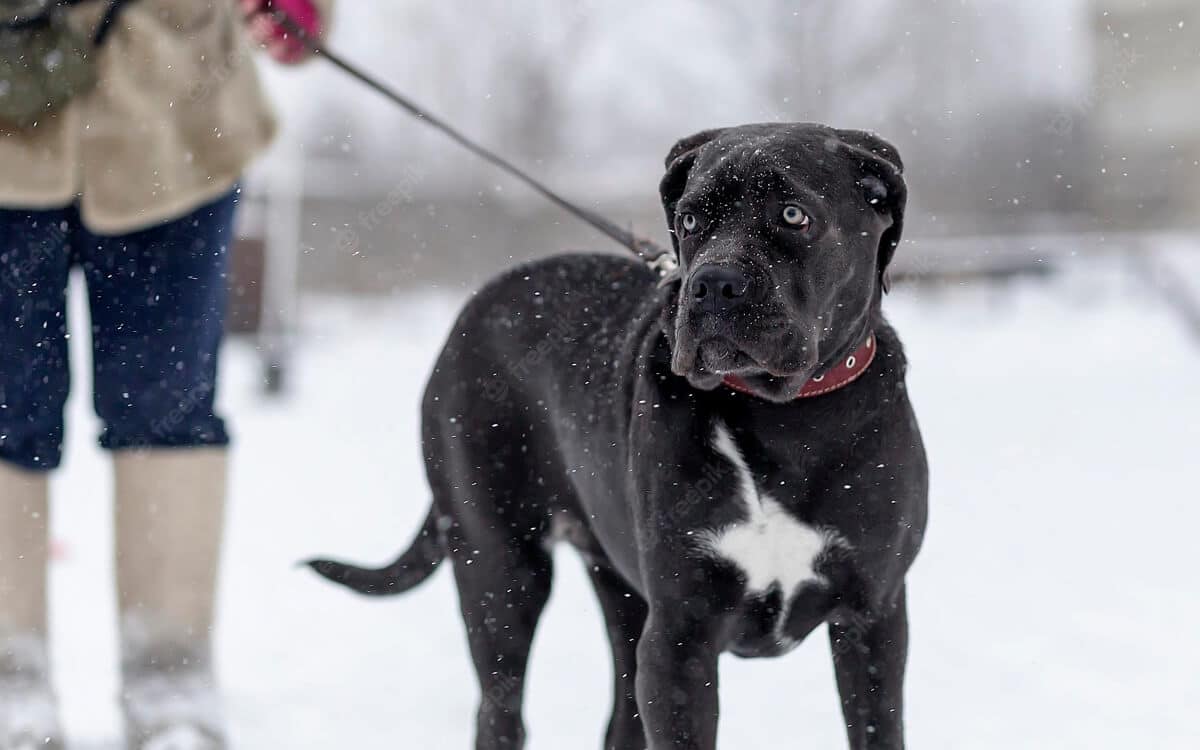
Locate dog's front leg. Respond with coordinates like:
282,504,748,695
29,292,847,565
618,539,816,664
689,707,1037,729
635,614,721,750
828,585,909,750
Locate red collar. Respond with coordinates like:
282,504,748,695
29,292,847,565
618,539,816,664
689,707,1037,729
722,333,877,400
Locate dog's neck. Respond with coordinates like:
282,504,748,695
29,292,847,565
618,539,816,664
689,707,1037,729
721,332,877,401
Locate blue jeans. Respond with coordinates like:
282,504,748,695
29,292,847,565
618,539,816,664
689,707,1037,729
0,190,237,471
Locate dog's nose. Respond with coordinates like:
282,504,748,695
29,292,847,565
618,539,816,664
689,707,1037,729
690,265,751,313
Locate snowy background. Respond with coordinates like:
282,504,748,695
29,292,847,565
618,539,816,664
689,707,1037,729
48,247,1200,748
34,0,1200,747
245,0,1199,290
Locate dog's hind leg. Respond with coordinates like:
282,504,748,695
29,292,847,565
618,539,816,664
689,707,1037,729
448,521,553,750
587,564,649,750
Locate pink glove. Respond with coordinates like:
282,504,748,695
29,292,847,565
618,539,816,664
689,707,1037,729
241,0,323,64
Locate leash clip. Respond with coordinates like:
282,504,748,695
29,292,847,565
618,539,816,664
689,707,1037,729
646,252,679,277
631,234,678,281
650,253,682,289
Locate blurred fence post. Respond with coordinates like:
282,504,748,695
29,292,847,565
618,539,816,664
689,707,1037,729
258,132,307,394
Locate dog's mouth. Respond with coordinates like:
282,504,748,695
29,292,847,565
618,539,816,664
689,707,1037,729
696,337,756,373
672,323,817,394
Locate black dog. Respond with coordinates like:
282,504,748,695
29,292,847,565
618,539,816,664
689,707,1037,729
310,122,928,750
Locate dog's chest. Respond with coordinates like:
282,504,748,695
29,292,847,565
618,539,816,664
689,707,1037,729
697,423,840,596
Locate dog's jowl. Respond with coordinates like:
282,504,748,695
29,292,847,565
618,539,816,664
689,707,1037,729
310,122,929,750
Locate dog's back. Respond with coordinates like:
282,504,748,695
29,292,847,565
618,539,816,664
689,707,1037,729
425,252,656,429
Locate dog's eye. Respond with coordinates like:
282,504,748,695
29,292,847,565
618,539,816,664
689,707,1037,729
781,205,810,229
680,213,699,233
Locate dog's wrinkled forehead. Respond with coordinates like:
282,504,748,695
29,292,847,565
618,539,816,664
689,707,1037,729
682,128,867,205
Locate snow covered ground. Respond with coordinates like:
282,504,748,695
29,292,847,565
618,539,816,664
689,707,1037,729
48,254,1199,749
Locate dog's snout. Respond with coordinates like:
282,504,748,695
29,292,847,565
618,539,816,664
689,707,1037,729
690,265,751,314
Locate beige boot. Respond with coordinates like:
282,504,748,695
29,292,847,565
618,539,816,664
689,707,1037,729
114,448,229,750
0,462,63,750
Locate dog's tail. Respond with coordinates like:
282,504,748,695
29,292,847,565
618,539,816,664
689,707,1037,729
306,509,445,597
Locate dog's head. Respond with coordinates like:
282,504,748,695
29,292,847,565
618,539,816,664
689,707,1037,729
658,123,906,402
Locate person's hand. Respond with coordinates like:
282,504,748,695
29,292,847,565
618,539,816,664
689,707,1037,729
240,0,323,65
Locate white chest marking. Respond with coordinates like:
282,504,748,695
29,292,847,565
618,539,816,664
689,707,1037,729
697,423,839,596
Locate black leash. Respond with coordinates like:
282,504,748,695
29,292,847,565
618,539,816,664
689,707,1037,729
261,8,678,277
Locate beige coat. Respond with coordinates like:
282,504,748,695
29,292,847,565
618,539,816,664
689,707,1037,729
0,0,332,235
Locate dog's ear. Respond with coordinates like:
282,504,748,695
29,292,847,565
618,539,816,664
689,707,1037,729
659,128,726,256
664,128,727,169
834,129,906,293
